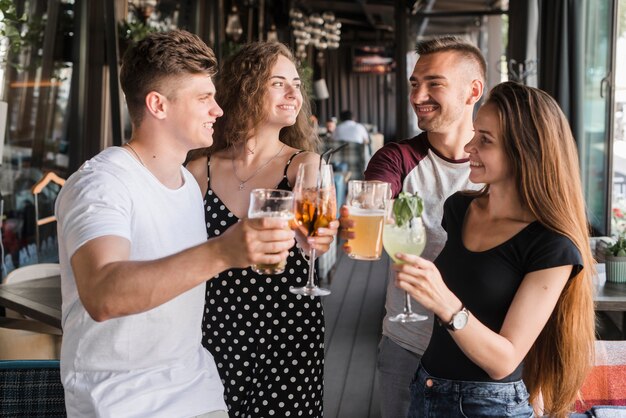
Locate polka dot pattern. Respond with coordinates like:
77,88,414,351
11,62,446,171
202,154,324,418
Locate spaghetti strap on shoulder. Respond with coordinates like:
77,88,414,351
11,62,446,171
206,155,212,187
283,150,305,177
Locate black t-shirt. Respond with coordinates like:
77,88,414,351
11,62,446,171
421,192,583,382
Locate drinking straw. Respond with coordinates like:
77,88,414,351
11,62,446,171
308,143,348,235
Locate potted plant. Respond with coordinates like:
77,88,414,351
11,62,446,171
605,236,626,283
605,200,626,283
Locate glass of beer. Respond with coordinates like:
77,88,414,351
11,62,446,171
346,180,391,260
248,188,295,275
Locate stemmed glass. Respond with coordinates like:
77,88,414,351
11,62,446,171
382,199,428,322
290,162,337,297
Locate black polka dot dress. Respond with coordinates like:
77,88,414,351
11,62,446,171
201,152,325,418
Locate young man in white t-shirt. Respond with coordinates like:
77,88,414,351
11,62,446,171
340,36,486,418
55,30,295,418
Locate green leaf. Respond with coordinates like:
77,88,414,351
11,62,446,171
607,235,626,257
393,192,423,227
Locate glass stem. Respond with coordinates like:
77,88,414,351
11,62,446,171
404,291,413,314
306,248,317,289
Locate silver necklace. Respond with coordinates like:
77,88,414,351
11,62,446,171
124,142,146,167
231,143,286,191
246,139,256,155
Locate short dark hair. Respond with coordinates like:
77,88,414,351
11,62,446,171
416,36,486,82
339,110,353,121
120,29,218,127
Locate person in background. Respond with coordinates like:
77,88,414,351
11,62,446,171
55,30,295,418
332,109,370,146
186,41,338,418
325,116,337,137
395,81,595,418
331,110,371,178
309,114,320,131
340,36,485,418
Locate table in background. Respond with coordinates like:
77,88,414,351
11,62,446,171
594,264,626,339
0,276,61,330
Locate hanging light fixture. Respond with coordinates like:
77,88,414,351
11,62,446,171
289,8,341,61
266,24,278,42
225,5,244,42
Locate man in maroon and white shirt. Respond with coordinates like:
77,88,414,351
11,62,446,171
341,36,486,418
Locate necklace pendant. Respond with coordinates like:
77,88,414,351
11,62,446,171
239,183,245,190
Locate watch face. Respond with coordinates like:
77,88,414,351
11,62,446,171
453,310,469,330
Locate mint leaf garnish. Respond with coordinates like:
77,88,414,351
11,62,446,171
393,192,423,227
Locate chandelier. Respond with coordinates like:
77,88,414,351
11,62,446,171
225,5,244,42
289,9,341,61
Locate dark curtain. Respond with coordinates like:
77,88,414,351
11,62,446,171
537,0,585,147
507,0,538,87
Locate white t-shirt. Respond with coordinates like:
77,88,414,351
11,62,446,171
56,147,226,418
331,120,369,144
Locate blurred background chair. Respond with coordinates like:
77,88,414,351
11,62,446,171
0,263,62,359
3,263,60,319
324,139,365,181
4,263,60,285
575,340,626,412
0,359,65,416
0,318,62,360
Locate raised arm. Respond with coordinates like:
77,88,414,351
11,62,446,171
393,254,570,380
71,217,294,322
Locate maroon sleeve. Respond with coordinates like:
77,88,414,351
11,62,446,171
364,133,429,197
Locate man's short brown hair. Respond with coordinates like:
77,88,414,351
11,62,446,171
416,36,486,82
120,29,218,127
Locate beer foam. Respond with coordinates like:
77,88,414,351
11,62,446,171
349,207,385,216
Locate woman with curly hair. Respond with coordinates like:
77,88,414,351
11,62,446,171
186,42,337,418
393,81,595,418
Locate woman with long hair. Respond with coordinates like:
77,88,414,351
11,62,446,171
393,81,595,418
186,42,337,417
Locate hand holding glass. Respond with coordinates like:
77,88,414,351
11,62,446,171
346,180,391,260
247,188,294,275
290,163,337,297
383,200,427,322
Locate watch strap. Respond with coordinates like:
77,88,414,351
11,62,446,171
437,306,468,330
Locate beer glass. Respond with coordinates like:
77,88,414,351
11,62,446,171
346,180,391,260
248,188,294,275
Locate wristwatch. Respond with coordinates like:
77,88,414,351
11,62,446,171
444,306,470,331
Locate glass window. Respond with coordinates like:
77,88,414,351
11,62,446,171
612,0,626,238
581,0,614,236
1,0,74,274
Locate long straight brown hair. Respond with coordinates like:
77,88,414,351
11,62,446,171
480,82,595,417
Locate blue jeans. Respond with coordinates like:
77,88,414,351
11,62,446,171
408,364,534,418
